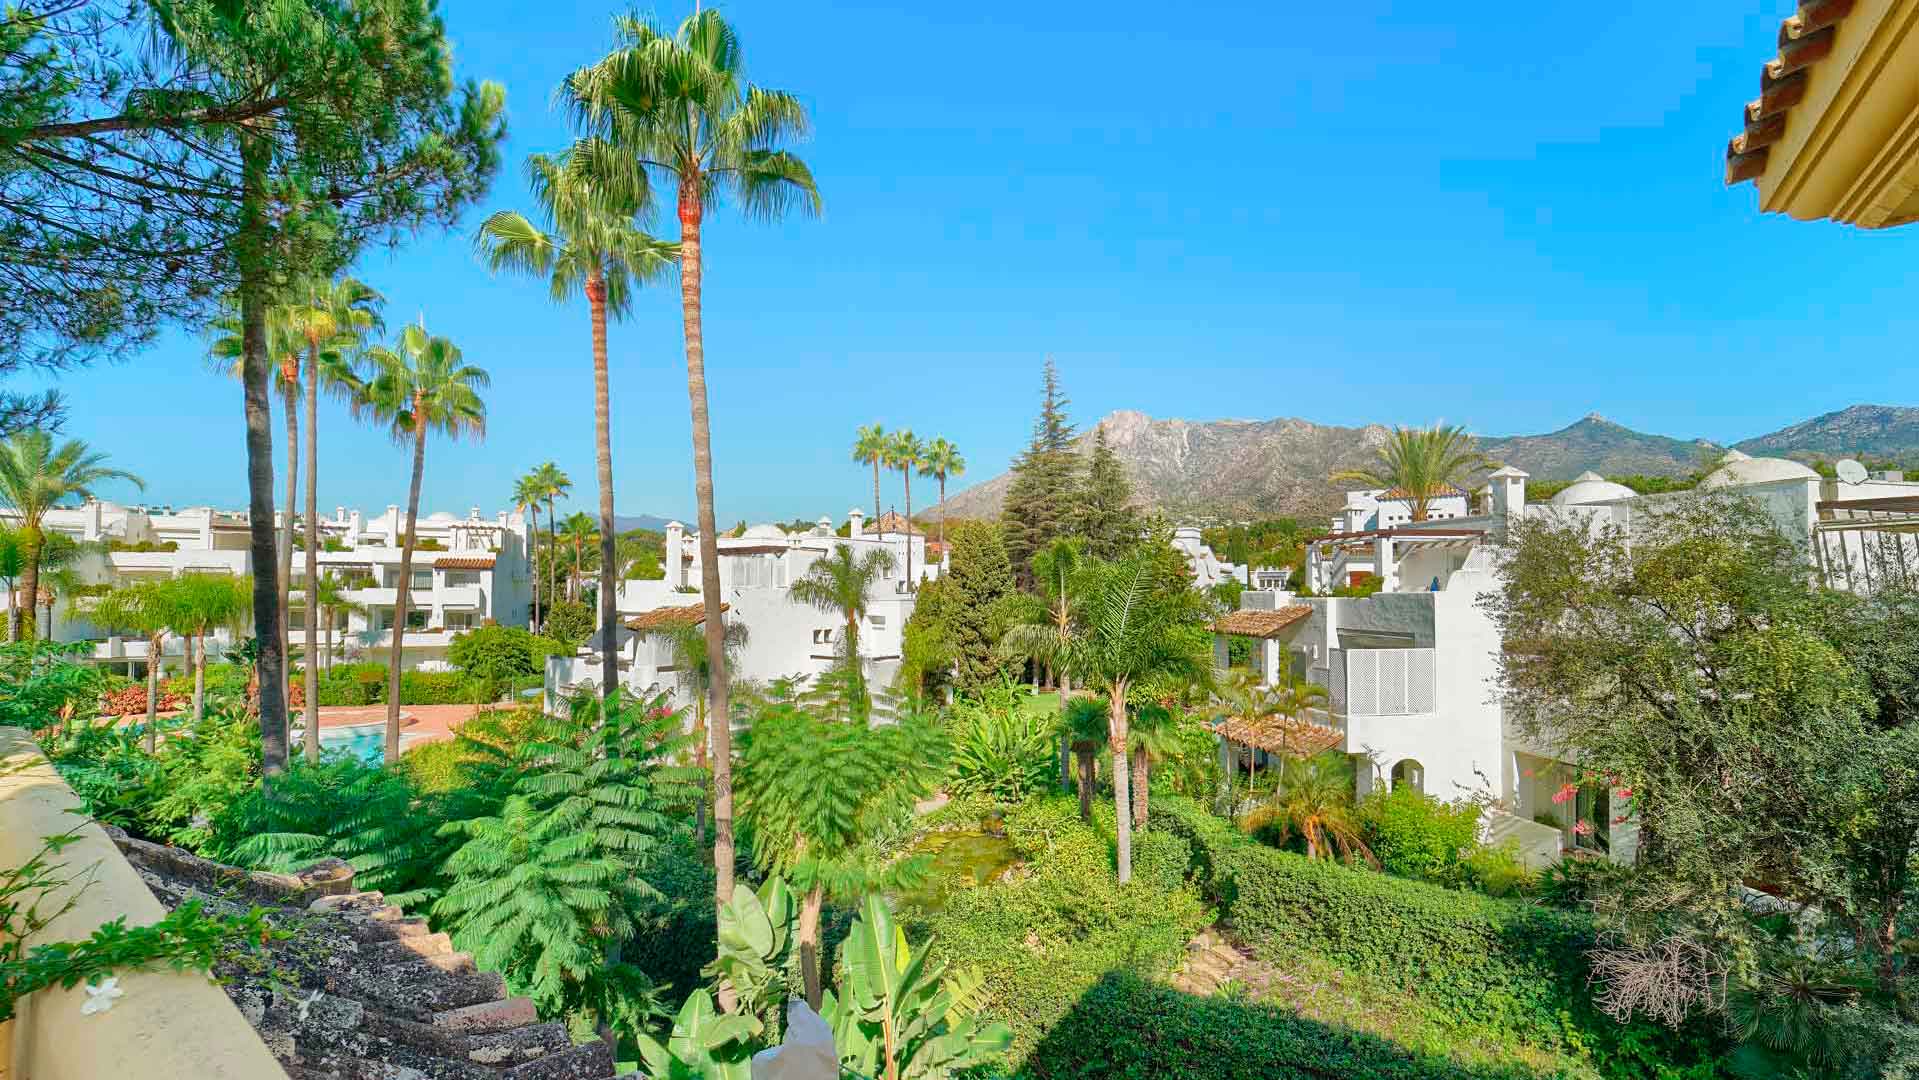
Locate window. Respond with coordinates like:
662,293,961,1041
445,570,481,587
412,570,433,591
405,609,428,630
868,614,886,630
446,612,475,631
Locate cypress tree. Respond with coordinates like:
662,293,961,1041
940,520,1015,692
1075,424,1141,559
1001,359,1079,587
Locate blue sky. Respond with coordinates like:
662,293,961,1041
37,1,1919,523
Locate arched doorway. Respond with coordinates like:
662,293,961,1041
1390,758,1424,793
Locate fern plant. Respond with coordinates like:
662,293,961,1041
433,689,700,1035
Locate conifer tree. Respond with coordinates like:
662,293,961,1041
1000,359,1079,588
941,520,1016,692
1075,424,1141,559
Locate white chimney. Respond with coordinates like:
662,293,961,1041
1489,466,1529,522
665,521,685,589
816,515,832,537
847,508,864,538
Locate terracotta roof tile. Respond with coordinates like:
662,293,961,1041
1211,715,1345,759
1214,605,1313,639
626,602,730,632
1726,0,1857,185
432,555,495,570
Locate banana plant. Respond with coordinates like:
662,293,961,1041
703,876,800,1035
635,989,758,1080
821,894,1013,1080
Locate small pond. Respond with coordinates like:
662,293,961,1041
891,827,1021,915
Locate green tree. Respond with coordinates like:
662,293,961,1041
555,511,598,602
85,581,178,750
301,571,363,675
542,599,595,653
996,538,1084,787
940,522,1017,693
734,691,945,1009
531,461,572,624
919,437,965,566
886,429,927,585
477,150,677,700
1057,695,1109,823
170,573,252,723
1331,423,1494,523
1126,700,1182,829
435,689,699,1038
853,423,889,537
1242,754,1374,864
0,429,142,639
445,623,555,701
363,321,487,762
788,545,897,716
1059,552,1213,884
1076,425,1140,559
288,275,381,762
511,471,546,624
1000,359,1078,588
566,7,821,908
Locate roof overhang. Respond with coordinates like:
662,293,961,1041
1726,0,1919,228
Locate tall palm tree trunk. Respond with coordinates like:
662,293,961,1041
870,460,881,538
144,632,161,753
678,185,736,908
280,383,298,713
237,138,289,775
902,468,913,585
1058,671,1073,790
587,273,619,701
303,345,322,764
385,404,428,763
1076,749,1093,823
1108,683,1134,885
527,512,540,628
937,474,947,567
545,497,558,620
15,524,40,641
1132,745,1149,829
192,631,206,722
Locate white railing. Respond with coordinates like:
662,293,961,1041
1335,647,1436,716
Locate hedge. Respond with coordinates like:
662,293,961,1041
1021,971,1546,1080
297,664,484,706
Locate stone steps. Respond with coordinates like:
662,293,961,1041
500,1040,616,1080
1172,927,1263,996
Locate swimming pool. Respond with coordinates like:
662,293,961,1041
317,723,421,763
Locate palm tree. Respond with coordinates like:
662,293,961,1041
565,7,821,907
1242,755,1376,866
1059,553,1213,884
532,461,572,618
556,511,599,602
34,534,87,641
1331,423,1495,523
478,151,678,700
1128,700,1182,829
1207,668,1275,817
886,430,926,586
787,544,897,715
852,424,888,537
0,526,23,643
643,614,748,845
997,538,1085,789
363,322,488,763
87,581,178,750
1057,695,1108,824
288,275,381,763
0,430,143,639
511,472,545,626
303,572,363,675
170,573,252,724
919,437,964,567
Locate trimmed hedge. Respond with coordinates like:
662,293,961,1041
298,664,484,706
1153,797,1591,1036
1022,971,1545,1080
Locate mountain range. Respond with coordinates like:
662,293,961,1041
927,404,1919,522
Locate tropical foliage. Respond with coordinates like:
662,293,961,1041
1330,422,1494,522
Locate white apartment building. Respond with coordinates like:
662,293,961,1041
546,507,933,709
3,500,532,676
1216,452,1919,869
1170,527,1252,590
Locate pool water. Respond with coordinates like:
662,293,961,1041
892,829,1020,915
318,724,418,763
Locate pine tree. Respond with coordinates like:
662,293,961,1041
941,520,1016,692
1075,424,1141,559
1000,359,1079,588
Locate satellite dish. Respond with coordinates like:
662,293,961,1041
1837,459,1869,485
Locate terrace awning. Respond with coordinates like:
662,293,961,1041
1210,715,1344,760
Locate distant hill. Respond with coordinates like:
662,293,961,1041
613,514,675,534
1733,404,1919,460
928,405,1919,522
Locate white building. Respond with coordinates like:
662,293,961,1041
1216,452,1919,869
4,500,532,676
1170,527,1254,590
546,507,934,708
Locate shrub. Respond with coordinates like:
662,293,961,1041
916,796,1208,1057
1358,785,1480,882
1022,971,1537,1080
1131,830,1191,893
542,600,594,651
398,670,479,705
946,683,1055,803
1456,840,1537,898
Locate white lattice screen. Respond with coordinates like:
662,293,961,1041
1339,648,1435,716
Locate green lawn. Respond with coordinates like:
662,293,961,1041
1020,691,1060,717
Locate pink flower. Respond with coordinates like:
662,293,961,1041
1614,787,1633,799
1572,820,1594,837
1551,783,1577,805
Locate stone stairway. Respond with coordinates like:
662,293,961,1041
114,832,617,1079
1171,927,1275,998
